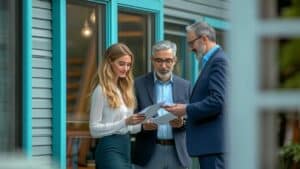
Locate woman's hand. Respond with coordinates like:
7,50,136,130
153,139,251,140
125,114,145,125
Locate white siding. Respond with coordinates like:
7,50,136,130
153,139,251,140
32,0,53,165
164,0,229,20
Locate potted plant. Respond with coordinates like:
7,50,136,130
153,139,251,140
279,143,300,169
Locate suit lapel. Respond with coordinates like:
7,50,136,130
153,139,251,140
190,48,221,98
172,76,179,102
145,73,155,104
190,75,201,99
190,61,209,98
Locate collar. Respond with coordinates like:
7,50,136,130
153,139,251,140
153,72,173,84
202,44,220,67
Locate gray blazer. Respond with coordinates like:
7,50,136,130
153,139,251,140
132,72,192,167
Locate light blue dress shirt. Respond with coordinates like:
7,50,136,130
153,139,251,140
201,44,220,70
154,73,174,140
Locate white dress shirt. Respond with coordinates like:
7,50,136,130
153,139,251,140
89,85,141,138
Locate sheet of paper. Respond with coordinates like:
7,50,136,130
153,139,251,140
140,101,165,119
162,103,175,107
152,113,177,125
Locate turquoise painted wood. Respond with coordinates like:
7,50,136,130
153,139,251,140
228,1,258,169
89,0,163,49
22,0,33,158
52,0,66,168
156,8,164,41
107,0,118,45
118,0,162,12
88,0,115,46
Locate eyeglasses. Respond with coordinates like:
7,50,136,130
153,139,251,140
153,58,175,65
187,35,203,47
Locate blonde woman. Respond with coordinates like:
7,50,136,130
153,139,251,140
89,43,145,169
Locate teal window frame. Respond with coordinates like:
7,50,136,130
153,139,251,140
51,1,163,169
52,1,66,168
164,27,189,79
22,0,32,158
117,0,164,42
117,0,164,74
87,0,164,46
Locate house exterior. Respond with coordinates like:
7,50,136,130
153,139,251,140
0,0,229,168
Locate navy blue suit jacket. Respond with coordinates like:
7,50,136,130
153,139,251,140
132,72,192,167
186,48,228,156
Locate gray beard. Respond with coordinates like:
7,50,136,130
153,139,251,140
195,51,204,62
156,71,172,80
195,45,205,62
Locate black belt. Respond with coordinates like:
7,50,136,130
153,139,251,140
156,139,175,145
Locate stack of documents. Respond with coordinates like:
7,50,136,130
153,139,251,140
139,102,177,125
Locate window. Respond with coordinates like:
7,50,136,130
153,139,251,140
0,0,21,152
67,0,105,168
260,109,300,169
228,0,300,168
215,29,226,51
259,1,300,168
164,19,191,80
260,1,300,91
261,0,300,18
118,10,155,77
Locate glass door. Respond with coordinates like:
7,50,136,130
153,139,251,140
67,1,105,168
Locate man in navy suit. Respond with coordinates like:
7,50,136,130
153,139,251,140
165,22,228,169
132,40,192,169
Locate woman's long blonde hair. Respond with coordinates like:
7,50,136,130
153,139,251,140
90,43,136,109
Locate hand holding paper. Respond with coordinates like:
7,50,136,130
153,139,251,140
163,103,187,117
139,101,165,119
142,119,158,131
169,117,184,128
152,113,176,125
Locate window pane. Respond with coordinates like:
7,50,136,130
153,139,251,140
216,29,226,50
165,34,187,78
260,37,300,90
0,0,21,152
261,0,300,18
165,22,190,79
260,110,300,169
67,1,105,168
118,11,154,77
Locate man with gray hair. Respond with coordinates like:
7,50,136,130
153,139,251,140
132,40,192,169
165,22,228,169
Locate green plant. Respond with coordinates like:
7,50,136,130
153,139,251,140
279,0,300,89
279,143,300,169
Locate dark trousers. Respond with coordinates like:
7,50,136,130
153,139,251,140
198,154,225,169
95,134,132,169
